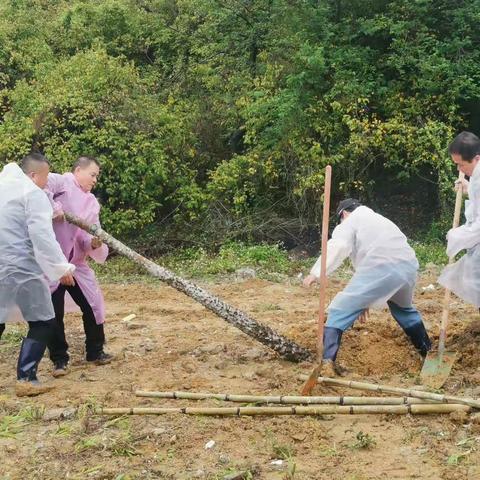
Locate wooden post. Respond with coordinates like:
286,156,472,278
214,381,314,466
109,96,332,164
300,165,332,395
65,213,313,362
317,165,332,360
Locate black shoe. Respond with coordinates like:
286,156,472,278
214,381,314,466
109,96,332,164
404,323,432,358
52,361,69,378
87,352,113,365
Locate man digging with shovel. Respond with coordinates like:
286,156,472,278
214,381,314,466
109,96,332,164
439,131,480,307
303,199,431,377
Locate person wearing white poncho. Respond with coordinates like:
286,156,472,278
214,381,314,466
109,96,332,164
439,131,480,306
0,154,75,396
303,199,431,375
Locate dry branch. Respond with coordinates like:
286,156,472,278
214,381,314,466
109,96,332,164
65,212,312,362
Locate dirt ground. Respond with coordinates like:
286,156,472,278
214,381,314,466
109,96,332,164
1,270,480,480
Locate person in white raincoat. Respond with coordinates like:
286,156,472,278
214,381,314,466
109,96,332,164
0,153,75,396
439,131,480,306
303,198,431,376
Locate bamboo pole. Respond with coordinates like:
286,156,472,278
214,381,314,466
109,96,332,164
100,404,470,416
134,390,437,405
65,213,312,363
298,376,480,410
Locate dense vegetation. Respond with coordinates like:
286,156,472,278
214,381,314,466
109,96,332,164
1,0,479,248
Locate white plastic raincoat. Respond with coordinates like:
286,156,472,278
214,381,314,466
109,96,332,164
310,206,419,310
0,163,74,324
438,163,480,306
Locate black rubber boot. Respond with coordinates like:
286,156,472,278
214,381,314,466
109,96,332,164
403,323,432,358
17,337,47,381
16,338,54,397
323,327,343,361
0,323,4,340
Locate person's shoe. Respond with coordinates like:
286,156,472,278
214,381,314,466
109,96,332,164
320,359,337,378
52,361,69,378
16,379,54,397
87,352,113,365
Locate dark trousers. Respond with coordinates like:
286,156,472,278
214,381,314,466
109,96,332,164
49,283,105,363
1,321,52,342
27,320,55,344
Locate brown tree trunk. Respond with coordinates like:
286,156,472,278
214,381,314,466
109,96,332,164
65,213,313,362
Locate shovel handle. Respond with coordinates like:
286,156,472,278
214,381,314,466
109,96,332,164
438,171,465,354
317,165,332,360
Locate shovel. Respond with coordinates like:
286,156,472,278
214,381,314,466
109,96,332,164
300,165,332,395
420,171,465,389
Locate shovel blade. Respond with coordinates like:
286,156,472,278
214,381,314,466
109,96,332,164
420,350,457,389
300,365,321,395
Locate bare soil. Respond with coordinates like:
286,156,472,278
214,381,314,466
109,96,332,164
1,272,480,479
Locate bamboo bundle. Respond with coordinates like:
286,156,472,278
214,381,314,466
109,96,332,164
65,212,312,362
298,376,480,410
100,404,470,416
135,390,437,405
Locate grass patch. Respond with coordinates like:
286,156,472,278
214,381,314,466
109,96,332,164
94,242,310,282
411,241,448,268
92,240,449,283
0,405,44,438
350,431,376,450
0,325,27,347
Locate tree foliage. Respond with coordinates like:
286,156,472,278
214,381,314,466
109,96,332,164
1,0,479,240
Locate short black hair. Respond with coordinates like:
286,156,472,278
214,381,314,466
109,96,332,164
19,152,50,174
336,198,362,217
448,131,480,162
72,156,100,172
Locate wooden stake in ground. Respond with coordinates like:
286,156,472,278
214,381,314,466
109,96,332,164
298,376,480,409
100,404,470,416
65,213,312,363
135,390,438,405
301,165,332,394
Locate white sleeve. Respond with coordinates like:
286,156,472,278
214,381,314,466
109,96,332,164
446,224,480,257
25,190,75,281
310,223,354,277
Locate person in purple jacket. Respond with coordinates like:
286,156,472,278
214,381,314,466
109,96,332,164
46,156,113,377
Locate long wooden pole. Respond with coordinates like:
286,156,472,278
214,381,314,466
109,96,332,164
438,171,465,355
300,165,332,395
65,213,312,363
135,390,437,405
100,404,470,416
317,165,332,360
299,376,480,409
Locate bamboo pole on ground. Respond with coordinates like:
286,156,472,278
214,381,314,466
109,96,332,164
298,376,480,409
65,213,312,363
135,390,438,405
100,404,470,416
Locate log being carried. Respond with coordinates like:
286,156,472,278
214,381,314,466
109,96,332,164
65,213,312,363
